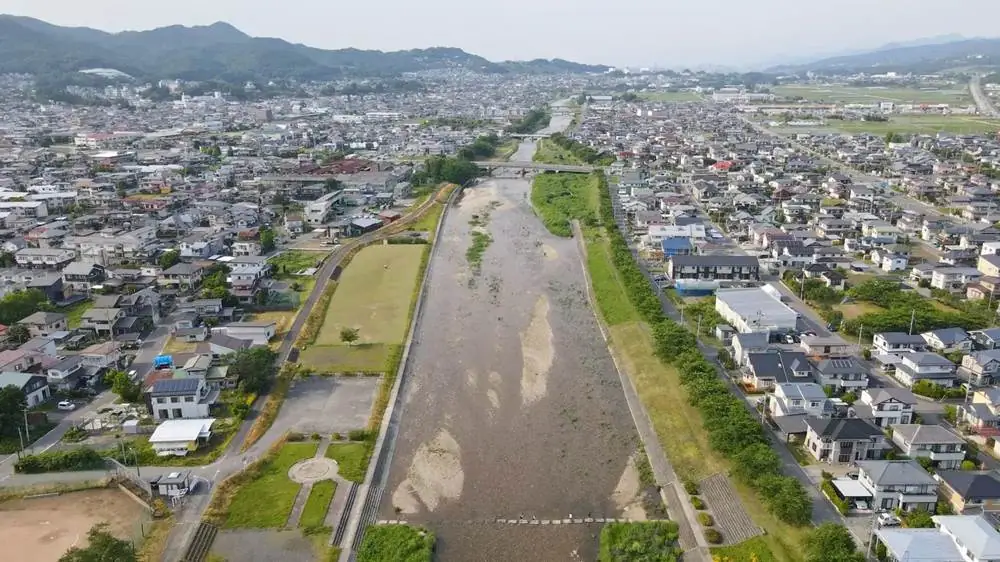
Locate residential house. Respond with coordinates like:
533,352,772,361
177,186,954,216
922,328,973,354
813,357,870,392
17,311,67,338
857,459,938,512
876,515,1000,562
61,261,105,296
79,341,122,370
79,307,125,337
14,248,75,270
931,267,983,292
666,255,760,283
232,240,262,257
893,352,957,388
851,388,916,428
731,332,771,366
873,332,928,355
960,350,1000,387
660,237,694,258
158,263,205,291
800,336,852,358
890,424,966,470
45,355,84,391
804,418,889,463
959,388,1000,437
743,351,816,391
148,378,217,421
979,254,1000,277
937,471,1000,513
0,371,50,406
768,382,836,420
196,334,252,358
971,328,1000,350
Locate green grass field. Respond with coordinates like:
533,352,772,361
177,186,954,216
299,344,396,373
225,442,318,528
533,138,583,165
60,299,93,329
300,245,425,373
773,84,972,105
357,525,434,562
317,245,424,345
828,114,1000,135
638,91,702,102
326,441,374,483
299,480,337,529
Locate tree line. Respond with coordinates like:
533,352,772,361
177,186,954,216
547,133,616,166
506,108,551,134
841,278,991,337
411,133,504,186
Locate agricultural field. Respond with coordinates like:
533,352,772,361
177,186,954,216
269,250,328,279
302,244,425,373
773,84,973,105
827,114,1000,135
0,488,149,562
638,91,702,102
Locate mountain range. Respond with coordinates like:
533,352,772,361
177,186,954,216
0,15,610,81
768,35,1000,74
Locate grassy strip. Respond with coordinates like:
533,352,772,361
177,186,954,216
299,480,337,529
326,439,375,483
599,521,682,562
137,516,174,562
465,230,492,271
297,283,338,347
711,537,780,562
357,524,434,562
241,364,296,452
531,172,600,237
221,441,318,528
586,232,638,325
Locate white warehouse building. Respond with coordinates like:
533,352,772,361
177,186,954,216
715,285,799,334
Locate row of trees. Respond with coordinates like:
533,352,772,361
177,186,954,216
547,133,616,166
0,288,52,326
457,134,502,161
506,108,551,134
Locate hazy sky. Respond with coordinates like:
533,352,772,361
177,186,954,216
5,0,1000,68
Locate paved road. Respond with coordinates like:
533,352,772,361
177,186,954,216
971,75,999,118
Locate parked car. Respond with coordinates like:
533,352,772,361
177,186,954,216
57,400,76,411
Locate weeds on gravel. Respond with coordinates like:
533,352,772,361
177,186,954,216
357,524,434,562
466,230,492,272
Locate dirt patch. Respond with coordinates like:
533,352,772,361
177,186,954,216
541,244,559,260
611,455,648,521
391,429,464,514
520,294,554,406
0,489,148,562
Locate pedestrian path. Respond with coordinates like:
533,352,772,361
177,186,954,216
285,439,337,529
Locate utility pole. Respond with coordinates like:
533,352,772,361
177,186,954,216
858,324,864,348
908,309,916,335
23,409,29,442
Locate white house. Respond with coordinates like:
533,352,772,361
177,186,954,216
0,372,50,407
149,378,216,421
877,515,1000,562
148,418,216,457
715,286,798,334
852,388,916,428
892,352,957,387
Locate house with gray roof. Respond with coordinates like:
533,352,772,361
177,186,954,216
851,388,916,428
804,417,889,464
890,424,966,470
876,515,1000,562
857,459,938,512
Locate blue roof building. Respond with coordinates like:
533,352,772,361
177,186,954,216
660,236,694,257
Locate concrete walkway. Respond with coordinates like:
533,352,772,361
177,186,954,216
571,221,710,561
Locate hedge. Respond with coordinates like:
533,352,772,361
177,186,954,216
15,447,105,473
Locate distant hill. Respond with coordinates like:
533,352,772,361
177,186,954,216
0,15,610,81
768,35,1000,74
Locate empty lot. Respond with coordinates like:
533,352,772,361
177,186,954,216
0,488,148,562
